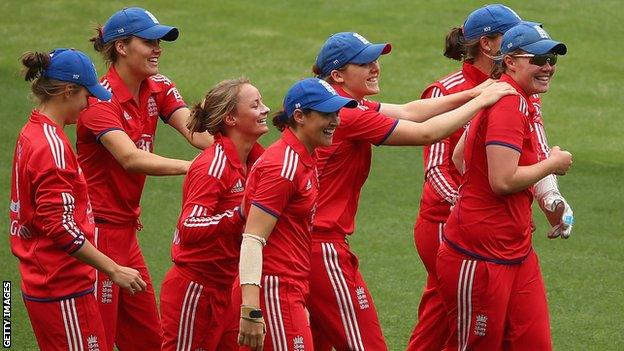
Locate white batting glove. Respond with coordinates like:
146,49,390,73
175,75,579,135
541,192,574,239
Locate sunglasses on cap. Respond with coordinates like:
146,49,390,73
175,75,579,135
511,53,558,66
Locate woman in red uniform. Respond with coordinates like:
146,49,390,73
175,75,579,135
160,77,269,351
78,7,213,350
306,32,516,351
236,78,358,351
407,5,524,350
9,48,146,351
437,23,571,350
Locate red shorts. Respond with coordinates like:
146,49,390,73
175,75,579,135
233,275,312,351
24,293,108,351
436,243,552,350
160,266,239,351
407,216,448,351
93,224,161,350
308,238,387,351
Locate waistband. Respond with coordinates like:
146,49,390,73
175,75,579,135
172,265,233,291
442,235,531,265
95,217,142,230
311,230,349,242
22,287,94,303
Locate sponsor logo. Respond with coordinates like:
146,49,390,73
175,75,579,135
474,314,487,337
167,87,183,102
230,179,244,193
10,221,31,239
87,335,100,351
318,80,337,95
136,134,153,152
101,280,113,304
352,33,370,45
293,335,305,350
356,287,369,309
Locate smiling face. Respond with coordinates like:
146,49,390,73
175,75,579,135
118,37,162,78
296,110,340,151
331,60,381,100
505,51,557,95
229,84,270,138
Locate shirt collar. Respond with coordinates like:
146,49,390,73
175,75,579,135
500,73,535,114
103,65,161,103
462,62,489,86
282,128,315,167
30,109,60,127
216,134,265,170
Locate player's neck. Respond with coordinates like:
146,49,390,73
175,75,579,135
37,102,68,128
472,55,494,77
228,132,258,172
114,63,145,102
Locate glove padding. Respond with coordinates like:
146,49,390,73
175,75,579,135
535,174,574,239
540,192,574,239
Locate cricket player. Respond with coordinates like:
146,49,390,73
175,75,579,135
236,78,358,351
78,7,212,350
159,78,268,351
436,23,571,350
307,32,517,350
10,48,145,351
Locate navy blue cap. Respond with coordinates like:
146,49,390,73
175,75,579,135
315,32,391,77
501,22,567,55
102,7,179,43
280,78,357,122
463,4,522,40
43,48,112,101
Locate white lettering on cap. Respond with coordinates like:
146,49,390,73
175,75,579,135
483,26,491,32
318,80,337,95
534,25,550,39
295,103,301,108
73,74,80,79
352,33,370,45
144,10,160,24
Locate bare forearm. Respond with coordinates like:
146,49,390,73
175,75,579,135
241,284,261,308
402,90,475,122
491,159,557,195
71,240,118,276
122,150,190,175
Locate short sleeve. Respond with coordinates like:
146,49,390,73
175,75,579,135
152,75,187,122
248,164,296,218
485,97,526,153
80,100,124,141
339,107,398,146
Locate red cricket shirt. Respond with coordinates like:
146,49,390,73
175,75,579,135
10,110,96,301
443,74,539,263
312,85,398,237
77,66,186,224
243,129,318,280
172,134,264,287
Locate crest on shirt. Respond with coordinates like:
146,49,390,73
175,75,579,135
148,96,158,118
356,286,370,309
474,314,488,337
101,279,113,304
230,179,244,193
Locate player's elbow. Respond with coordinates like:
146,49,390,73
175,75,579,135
117,151,143,172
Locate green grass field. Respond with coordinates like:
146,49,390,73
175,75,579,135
1,1,622,349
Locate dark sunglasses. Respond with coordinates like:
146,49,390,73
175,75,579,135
511,53,558,66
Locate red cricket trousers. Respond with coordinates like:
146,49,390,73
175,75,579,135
24,292,108,351
436,243,552,351
93,223,161,350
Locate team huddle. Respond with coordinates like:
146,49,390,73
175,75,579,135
9,4,575,351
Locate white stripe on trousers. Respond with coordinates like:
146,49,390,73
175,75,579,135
321,243,365,351
457,260,477,351
176,281,203,351
264,275,288,351
60,298,84,351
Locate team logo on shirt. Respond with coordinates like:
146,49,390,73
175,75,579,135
147,96,158,118
230,179,244,193
356,287,370,310
87,335,100,351
474,314,488,337
293,335,305,350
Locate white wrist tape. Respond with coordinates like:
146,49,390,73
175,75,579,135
239,233,266,287
534,174,560,210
